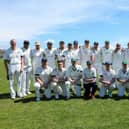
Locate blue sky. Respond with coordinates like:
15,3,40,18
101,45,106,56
0,0,129,49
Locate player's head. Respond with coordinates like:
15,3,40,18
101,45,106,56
73,40,79,49
71,58,78,66
41,58,48,67
127,42,129,48
104,62,112,71
84,40,90,48
86,60,92,69
105,40,110,49
122,61,128,70
46,40,54,50
116,43,121,50
10,39,16,49
23,40,30,49
57,60,64,69
59,41,65,49
67,43,73,50
35,41,40,50
94,42,99,49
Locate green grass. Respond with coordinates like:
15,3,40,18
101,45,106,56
0,59,129,129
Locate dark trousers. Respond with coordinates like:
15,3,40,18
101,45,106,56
83,82,97,97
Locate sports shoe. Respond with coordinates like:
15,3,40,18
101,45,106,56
36,97,40,102
27,91,32,95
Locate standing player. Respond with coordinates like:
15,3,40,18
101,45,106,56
54,41,66,67
65,58,83,98
99,62,116,98
63,43,75,69
21,40,32,96
123,42,129,64
72,40,80,64
92,42,102,74
34,58,52,101
100,41,113,67
31,42,44,75
79,40,94,68
44,40,56,68
112,43,124,74
4,39,24,99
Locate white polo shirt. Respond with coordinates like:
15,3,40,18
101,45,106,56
31,48,44,66
66,64,83,84
22,48,32,68
117,69,129,86
44,48,56,68
4,48,23,65
100,47,113,64
63,50,75,69
83,67,97,84
35,66,53,83
101,69,116,82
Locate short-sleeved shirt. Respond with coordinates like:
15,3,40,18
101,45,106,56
22,48,32,68
100,47,113,63
51,68,66,83
63,50,75,69
101,69,116,82
83,67,97,81
35,66,52,83
31,48,44,65
4,48,23,65
44,48,56,68
117,69,129,85
66,64,83,84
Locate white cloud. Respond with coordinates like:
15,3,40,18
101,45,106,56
0,0,129,48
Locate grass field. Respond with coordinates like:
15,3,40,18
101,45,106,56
0,59,129,129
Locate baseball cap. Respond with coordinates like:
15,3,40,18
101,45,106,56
87,60,92,65
42,58,47,62
94,42,99,45
59,41,65,44
35,41,40,46
104,62,112,65
24,40,30,45
122,60,128,65
73,40,78,45
105,40,110,44
84,40,90,44
71,58,78,62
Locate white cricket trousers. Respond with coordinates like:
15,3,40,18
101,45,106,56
22,67,32,95
8,64,22,98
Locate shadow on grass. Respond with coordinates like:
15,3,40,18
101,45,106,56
0,92,10,99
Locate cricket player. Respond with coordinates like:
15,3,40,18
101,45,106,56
63,43,75,69
112,43,124,74
65,58,83,98
100,41,113,67
21,40,32,96
92,42,102,74
43,40,56,68
117,61,129,97
79,40,94,68
54,41,66,67
4,39,24,99
83,61,97,99
34,58,52,101
99,62,116,98
31,41,44,75
123,42,129,64
72,40,80,64
50,60,66,99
